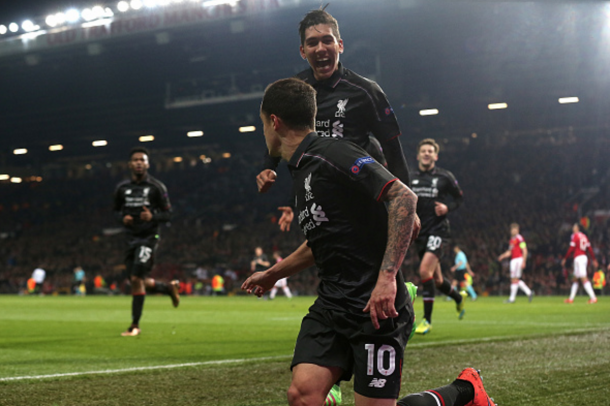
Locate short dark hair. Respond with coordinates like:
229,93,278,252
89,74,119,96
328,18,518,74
418,138,440,154
129,146,150,159
261,78,317,131
298,6,340,46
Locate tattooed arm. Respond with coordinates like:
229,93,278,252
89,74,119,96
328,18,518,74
364,180,419,329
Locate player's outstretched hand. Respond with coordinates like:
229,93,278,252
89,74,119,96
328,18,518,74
140,206,153,221
278,206,294,232
241,271,275,298
123,215,134,225
364,272,398,330
256,169,277,193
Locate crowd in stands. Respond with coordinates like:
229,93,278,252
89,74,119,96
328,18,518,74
1,133,609,298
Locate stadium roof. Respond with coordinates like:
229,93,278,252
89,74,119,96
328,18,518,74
1,0,609,170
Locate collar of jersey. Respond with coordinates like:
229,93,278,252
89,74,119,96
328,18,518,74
417,167,437,175
302,63,345,89
130,174,150,184
288,132,318,169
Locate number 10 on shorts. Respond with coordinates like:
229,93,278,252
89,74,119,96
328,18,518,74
365,344,396,376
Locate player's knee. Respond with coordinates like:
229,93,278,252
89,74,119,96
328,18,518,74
287,382,323,406
433,273,444,286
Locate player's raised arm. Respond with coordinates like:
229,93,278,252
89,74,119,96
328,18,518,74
364,180,419,329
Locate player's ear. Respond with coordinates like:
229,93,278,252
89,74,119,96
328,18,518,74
338,39,344,54
299,46,306,60
270,114,282,131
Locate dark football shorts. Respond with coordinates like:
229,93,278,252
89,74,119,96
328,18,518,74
124,238,157,279
414,234,449,260
454,269,466,283
291,301,413,399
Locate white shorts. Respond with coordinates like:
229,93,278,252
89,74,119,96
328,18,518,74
573,255,588,279
510,258,523,279
274,278,288,288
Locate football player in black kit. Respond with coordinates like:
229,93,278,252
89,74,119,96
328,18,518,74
243,78,495,406
256,7,410,232
411,139,465,335
113,147,180,337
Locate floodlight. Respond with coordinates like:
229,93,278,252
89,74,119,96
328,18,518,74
81,8,95,21
0,174,9,180
488,103,508,110
131,0,143,10
158,0,171,5
9,23,19,32
92,6,106,18
117,1,130,12
559,97,579,104
173,156,183,162
419,109,439,116
55,12,66,25
238,126,256,133
22,20,35,32
0,25,7,34
45,15,58,27
10,177,22,184
49,144,64,151
222,152,231,158
92,140,108,147
13,148,27,155
187,130,204,137
104,7,114,16
144,0,158,7
66,9,80,23
139,135,155,142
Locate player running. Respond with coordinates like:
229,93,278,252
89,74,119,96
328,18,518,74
411,138,465,335
497,223,533,304
113,147,180,337
561,223,598,304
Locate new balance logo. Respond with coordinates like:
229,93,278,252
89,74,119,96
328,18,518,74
368,378,386,388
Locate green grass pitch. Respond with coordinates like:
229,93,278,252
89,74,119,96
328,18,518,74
1,294,609,405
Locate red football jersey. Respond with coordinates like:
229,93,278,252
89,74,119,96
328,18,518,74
509,234,525,259
567,232,594,259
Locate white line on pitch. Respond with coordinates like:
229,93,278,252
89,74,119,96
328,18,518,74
0,355,292,382
2,327,607,382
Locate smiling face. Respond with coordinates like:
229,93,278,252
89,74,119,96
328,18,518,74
300,24,344,81
416,143,438,170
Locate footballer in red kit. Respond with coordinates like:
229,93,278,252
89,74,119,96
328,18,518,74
561,224,598,304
